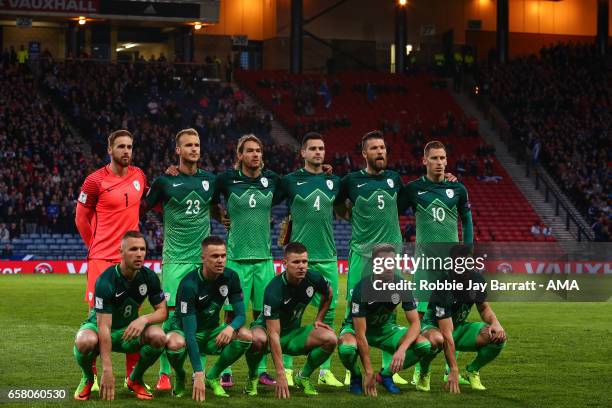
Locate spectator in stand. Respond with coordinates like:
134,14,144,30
403,222,415,242
530,221,541,237
1,243,13,259
0,223,9,241
541,223,552,237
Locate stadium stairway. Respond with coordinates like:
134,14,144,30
451,85,585,248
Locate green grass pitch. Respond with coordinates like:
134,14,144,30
0,274,610,407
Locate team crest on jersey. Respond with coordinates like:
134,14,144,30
387,178,394,188
352,302,359,314
435,306,445,318
306,286,314,298
139,284,147,296
219,285,229,297
133,180,141,191
202,180,210,191
326,180,334,190
261,177,268,188
181,301,188,314
391,293,400,305
446,189,454,198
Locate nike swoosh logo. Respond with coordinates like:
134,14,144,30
199,295,208,301
233,180,243,184
297,182,307,185
368,301,376,305
357,183,367,188
284,298,292,304
417,191,427,195
173,183,184,187
116,291,125,297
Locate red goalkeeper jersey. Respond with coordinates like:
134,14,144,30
77,165,147,262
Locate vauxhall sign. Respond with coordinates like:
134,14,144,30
0,0,99,13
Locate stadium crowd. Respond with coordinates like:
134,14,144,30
476,42,611,241
0,64,85,239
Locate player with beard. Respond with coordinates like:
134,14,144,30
142,128,217,391
76,130,147,390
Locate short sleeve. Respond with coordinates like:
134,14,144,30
272,172,286,205
228,271,244,306
147,271,165,307
176,278,198,317
78,173,101,208
336,174,350,204
398,183,416,213
349,284,367,318
262,284,281,320
93,278,114,314
212,171,227,204
426,289,454,321
144,176,165,208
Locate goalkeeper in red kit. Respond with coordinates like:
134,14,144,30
75,130,148,392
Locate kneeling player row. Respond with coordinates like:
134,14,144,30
73,233,506,401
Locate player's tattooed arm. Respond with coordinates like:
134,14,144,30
354,317,377,397
266,319,290,399
438,317,460,393
97,313,115,401
477,302,506,344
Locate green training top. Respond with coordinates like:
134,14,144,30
145,170,216,263
257,270,330,336
280,168,341,261
89,264,165,330
213,169,282,261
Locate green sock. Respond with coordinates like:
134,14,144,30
419,346,441,375
207,340,251,380
73,345,96,381
381,341,431,376
245,350,264,378
381,350,393,372
301,347,333,378
166,348,187,379
338,344,361,377
158,351,171,376
130,345,164,383
466,342,505,372
257,354,268,375
319,312,335,371
283,355,293,370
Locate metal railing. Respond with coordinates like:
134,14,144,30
465,77,592,242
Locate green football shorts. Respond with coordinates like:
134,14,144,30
421,321,487,351
224,259,275,312
77,321,141,354
310,260,339,311
162,263,201,308
165,321,229,356
250,322,315,356
340,322,408,354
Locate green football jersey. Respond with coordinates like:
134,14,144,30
338,170,403,256
280,168,341,261
344,275,416,330
213,169,281,261
258,270,330,335
399,176,471,244
422,272,487,327
175,267,244,331
145,170,216,263
89,265,165,330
